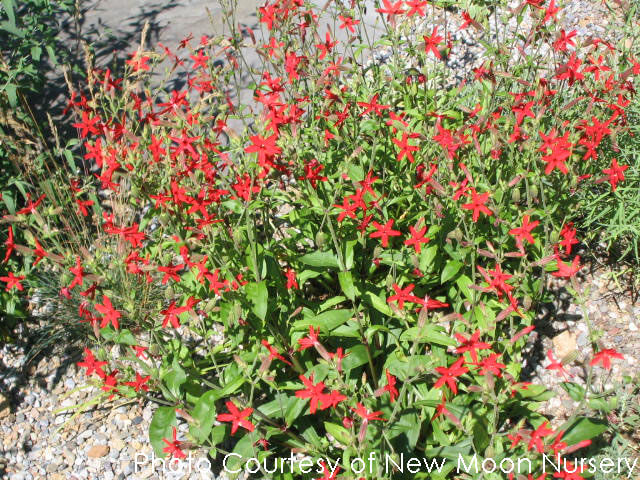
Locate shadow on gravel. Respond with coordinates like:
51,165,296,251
25,0,181,141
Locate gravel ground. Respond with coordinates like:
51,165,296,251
1,0,638,479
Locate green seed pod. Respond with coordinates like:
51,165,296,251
530,184,539,199
315,231,328,248
204,299,217,313
165,285,174,300
511,188,521,203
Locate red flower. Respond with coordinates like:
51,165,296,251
423,26,443,59
601,158,628,192
69,256,85,290
124,372,151,392
315,32,337,60
382,370,399,402
434,357,468,395
376,0,405,21
72,111,101,138
77,347,107,378
351,402,385,442
528,421,554,453
538,129,572,175
245,133,282,166
338,15,360,33
590,348,623,370
261,339,292,366
315,460,340,480
285,268,299,289
95,295,122,330
405,0,428,16
357,93,390,117
387,283,422,309
545,349,573,380
461,188,493,222
392,132,420,162
369,219,401,247
509,215,539,250
404,224,430,253
101,369,119,399
162,426,186,459
454,330,491,364
551,255,582,278
0,272,25,291
319,390,347,410
295,374,326,414
298,325,321,351
473,353,506,377
3,226,15,263
217,401,255,435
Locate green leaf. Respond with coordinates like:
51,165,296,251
363,290,392,316
31,46,41,62
299,250,340,269
324,422,352,446
162,361,186,399
341,344,369,372
189,390,217,443
338,271,356,301
3,83,17,107
294,309,352,332
456,275,474,301
245,281,268,321
399,326,456,347
2,0,15,26
387,411,421,450
441,260,463,283
149,407,177,457
225,432,257,474
560,417,608,446
561,382,585,402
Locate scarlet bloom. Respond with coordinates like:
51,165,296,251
461,188,493,222
376,0,405,21
545,349,573,380
261,340,292,366
404,223,430,253
298,325,321,351
552,255,582,278
124,372,151,392
217,401,255,435
601,158,628,192
454,330,492,364
285,268,298,289
387,283,422,309
245,133,282,166
95,295,122,330
434,357,468,395
162,426,186,459
423,26,443,59
509,215,539,250
473,353,506,377
3,225,15,263
382,370,399,402
369,219,401,247
351,402,385,442
528,421,554,453
1,272,25,291
295,374,326,414
77,347,107,378
590,348,623,370
338,15,360,33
